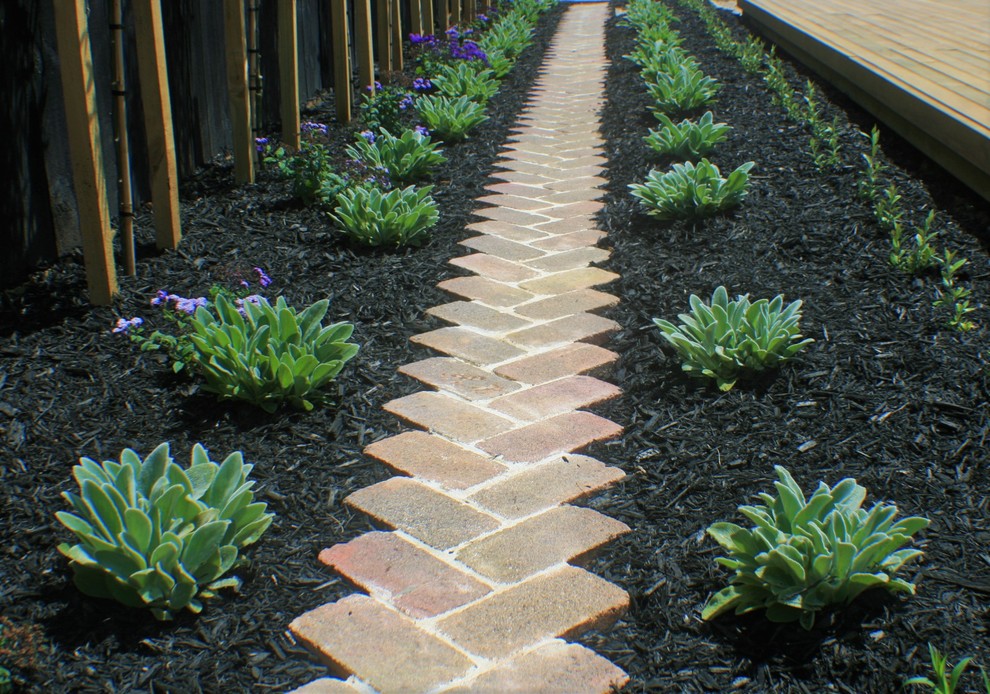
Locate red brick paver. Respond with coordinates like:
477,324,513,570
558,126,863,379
291,5,630,692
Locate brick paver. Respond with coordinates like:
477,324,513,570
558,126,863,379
291,5,631,692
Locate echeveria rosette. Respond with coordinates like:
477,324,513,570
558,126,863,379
653,286,812,391
56,443,274,620
187,294,359,412
702,466,930,630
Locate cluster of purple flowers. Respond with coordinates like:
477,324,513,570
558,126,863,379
414,125,430,137
412,77,432,92
409,34,436,45
255,137,269,153
365,81,384,92
450,40,488,63
398,95,415,111
152,291,208,314
477,13,489,22
301,121,329,137
359,130,377,144
235,295,264,314
112,317,143,334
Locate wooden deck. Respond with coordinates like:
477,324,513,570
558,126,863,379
737,0,990,201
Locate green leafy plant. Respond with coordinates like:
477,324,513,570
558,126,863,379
703,466,930,629
57,443,274,620
629,159,754,220
416,94,489,141
344,128,446,185
646,64,720,115
432,62,501,104
359,84,415,133
934,249,977,332
875,184,905,231
187,294,359,412
858,126,887,202
890,210,940,275
905,644,990,693
478,14,533,59
653,286,813,391
330,184,439,248
644,111,731,160
261,125,348,207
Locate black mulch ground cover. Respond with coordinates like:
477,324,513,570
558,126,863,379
579,3,990,692
0,7,563,691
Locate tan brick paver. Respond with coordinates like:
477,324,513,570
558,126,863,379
291,5,630,692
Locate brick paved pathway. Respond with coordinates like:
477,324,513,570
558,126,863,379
289,5,630,692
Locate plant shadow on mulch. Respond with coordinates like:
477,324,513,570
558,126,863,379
576,3,990,693
0,7,564,692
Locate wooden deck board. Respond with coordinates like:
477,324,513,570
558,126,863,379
738,0,990,200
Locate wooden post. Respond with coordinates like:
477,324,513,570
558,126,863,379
110,0,135,275
451,0,461,27
331,0,352,123
223,0,254,183
247,0,262,155
410,0,422,36
53,0,117,305
278,0,301,149
353,0,375,91
422,0,434,37
133,0,182,250
377,0,392,73
390,0,403,70
463,0,474,22
439,0,449,30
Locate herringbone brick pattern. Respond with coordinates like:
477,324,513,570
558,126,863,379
290,5,629,691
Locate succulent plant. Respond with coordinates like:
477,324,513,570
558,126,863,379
57,443,274,620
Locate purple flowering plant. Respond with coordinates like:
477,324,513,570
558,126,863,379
260,123,347,207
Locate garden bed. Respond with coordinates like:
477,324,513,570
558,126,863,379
0,6,563,691
579,2,990,692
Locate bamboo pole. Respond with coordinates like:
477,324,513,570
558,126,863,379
331,0,352,123
377,0,392,73
223,0,254,183
390,0,403,70
110,0,135,275
133,0,182,250
278,0,301,149
353,0,376,91
53,0,117,305
247,0,262,159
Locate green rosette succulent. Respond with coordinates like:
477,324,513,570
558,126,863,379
57,443,274,620
703,466,929,629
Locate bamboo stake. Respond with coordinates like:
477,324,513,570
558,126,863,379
133,0,182,250
278,0,301,149
247,0,262,161
110,0,135,275
223,0,254,183
53,0,117,304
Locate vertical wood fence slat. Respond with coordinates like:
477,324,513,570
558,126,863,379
110,0,135,275
224,0,254,183
53,0,117,305
377,0,392,73
390,0,403,70
410,0,423,36
331,0,352,123
451,0,461,27
278,0,301,149
247,1,262,158
464,0,474,22
422,0,435,37
439,0,449,30
133,0,182,250
354,0,376,90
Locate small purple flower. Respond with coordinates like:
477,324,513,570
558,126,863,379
412,77,432,92
477,14,489,22
240,280,250,289
150,290,172,306
359,130,376,144
112,317,144,334
255,137,269,153
399,95,414,111
174,297,208,314
445,26,459,39
414,125,430,137
301,121,329,137
253,267,272,287
365,81,384,92
236,294,264,315
462,28,473,35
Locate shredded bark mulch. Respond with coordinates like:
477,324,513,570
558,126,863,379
579,4,990,693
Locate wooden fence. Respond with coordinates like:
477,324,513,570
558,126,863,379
2,0,464,304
